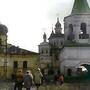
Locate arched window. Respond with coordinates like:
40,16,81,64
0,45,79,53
13,61,18,69
23,61,27,68
0,38,1,45
80,23,87,34
79,23,89,39
67,24,74,41
69,24,73,32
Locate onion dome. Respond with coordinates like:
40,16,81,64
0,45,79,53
55,17,61,28
0,24,8,35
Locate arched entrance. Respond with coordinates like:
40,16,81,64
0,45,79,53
82,64,90,75
77,64,90,79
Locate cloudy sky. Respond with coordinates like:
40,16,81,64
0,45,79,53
0,0,90,52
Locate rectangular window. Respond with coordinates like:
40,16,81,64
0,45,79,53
23,61,27,68
0,39,2,45
13,61,18,69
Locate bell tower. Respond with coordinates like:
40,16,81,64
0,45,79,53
64,0,90,44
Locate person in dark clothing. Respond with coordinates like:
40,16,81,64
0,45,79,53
11,73,16,82
23,70,33,90
14,70,23,90
54,74,58,84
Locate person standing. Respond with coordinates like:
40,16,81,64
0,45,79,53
23,70,33,90
58,74,64,85
34,68,43,90
14,69,23,90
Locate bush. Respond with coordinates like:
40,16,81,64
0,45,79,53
64,75,89,83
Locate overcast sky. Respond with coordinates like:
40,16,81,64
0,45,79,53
0,0,90,52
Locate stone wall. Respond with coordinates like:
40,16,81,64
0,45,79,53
60,47,90,75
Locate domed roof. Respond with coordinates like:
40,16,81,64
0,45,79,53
0,24,8,35
55,18,61,28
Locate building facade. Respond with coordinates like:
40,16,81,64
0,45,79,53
0,24,38,79
39,18,64,72
39,0,90,76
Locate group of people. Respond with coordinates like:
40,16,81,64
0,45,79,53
42,69,64,85
13,68,43,90
13,68,64,90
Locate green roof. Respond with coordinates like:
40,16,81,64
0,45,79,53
71,0,90,14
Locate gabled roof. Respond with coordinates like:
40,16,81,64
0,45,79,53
6,44,38,55
71,0,90,14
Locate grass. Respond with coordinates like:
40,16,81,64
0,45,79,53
64,75,90,83
38,82,90,90
38,84,71,90
37,75,90,90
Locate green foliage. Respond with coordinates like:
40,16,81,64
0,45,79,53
64,75,90,83
39,84,70,90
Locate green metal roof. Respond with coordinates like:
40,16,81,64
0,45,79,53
71,0,90,14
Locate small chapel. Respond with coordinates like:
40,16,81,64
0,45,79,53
39,0,90,76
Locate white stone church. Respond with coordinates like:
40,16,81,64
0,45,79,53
39,0,90,76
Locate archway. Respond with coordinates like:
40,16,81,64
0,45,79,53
82,64,90,75
77,64,90,78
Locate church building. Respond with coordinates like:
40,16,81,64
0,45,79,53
39,0,90,76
